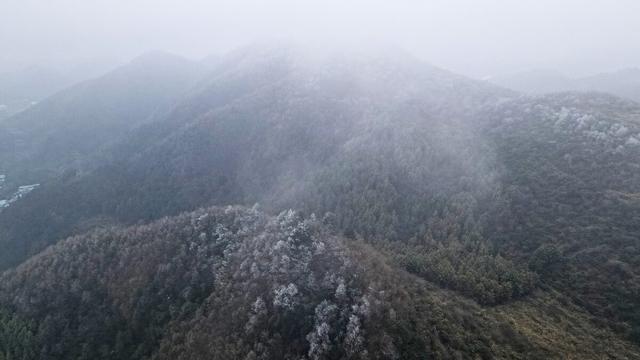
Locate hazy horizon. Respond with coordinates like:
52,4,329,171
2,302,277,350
2,0,640,79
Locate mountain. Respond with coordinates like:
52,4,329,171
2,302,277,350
0,61,115,120
2,44,640,358
0,66,69,120
0,51,207,193
580,68,640,102
488,69,574,94
0,44,515,271
1,206,637,359
490,68,640,102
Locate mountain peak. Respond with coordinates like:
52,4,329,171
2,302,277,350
124,50,199,70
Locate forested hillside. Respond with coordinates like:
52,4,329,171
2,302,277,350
2,206,638,359
0,45,513,270
482,92,640,340
2,44,640,359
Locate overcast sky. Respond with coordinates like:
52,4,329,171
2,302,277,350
1,0,639,78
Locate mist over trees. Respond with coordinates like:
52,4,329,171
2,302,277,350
2,2,640,357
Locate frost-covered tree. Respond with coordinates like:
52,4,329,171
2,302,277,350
273,283,299,310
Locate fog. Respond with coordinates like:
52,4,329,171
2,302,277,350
1,0,640,78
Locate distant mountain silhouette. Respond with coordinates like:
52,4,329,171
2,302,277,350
490,67,640,102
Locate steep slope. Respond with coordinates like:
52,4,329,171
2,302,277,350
0,51,207,192
1,206,637,360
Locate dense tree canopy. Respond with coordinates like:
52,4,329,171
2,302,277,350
1,46,640,358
